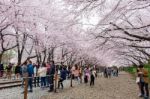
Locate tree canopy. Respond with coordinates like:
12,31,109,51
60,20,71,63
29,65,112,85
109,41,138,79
0,0,150,67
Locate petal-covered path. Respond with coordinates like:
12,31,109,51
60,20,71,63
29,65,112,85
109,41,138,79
0,72,140,99
41,72,139,99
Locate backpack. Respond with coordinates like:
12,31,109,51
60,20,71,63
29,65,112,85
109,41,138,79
22,65,27,74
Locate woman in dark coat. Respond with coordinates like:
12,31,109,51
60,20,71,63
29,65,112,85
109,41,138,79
15,65,21,79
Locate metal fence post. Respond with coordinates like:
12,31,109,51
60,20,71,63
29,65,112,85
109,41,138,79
24,77,28,99
70,74,73,87
80,68,82,83
54,73,57,92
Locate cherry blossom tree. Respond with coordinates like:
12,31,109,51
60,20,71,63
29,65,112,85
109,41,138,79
64,0,150,66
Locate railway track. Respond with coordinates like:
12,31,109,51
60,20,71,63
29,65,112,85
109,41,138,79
0,79,42,89
0,80,22,89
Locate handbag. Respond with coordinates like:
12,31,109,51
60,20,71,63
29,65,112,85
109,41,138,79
136,77,140,83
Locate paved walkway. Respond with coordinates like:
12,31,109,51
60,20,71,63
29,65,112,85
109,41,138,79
0,72,141,99
41,72,139,99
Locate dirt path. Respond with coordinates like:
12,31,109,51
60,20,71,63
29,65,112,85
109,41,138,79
41,72,139,99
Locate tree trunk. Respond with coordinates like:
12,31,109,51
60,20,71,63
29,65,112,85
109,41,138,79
17,53,22,66
47,52,51,63
36,55,40,66
42,50,47,64
0,53,4,64
51,48,54,61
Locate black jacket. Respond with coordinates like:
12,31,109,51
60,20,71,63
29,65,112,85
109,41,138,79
49,65,55,75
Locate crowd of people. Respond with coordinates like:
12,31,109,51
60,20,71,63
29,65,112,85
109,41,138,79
21,60,69,92
71,65,97,86
0,63,18,79
1,60,150,98
0,60,98,93
103,67,119,78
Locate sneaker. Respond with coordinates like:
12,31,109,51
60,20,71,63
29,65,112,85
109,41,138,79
139,94,144,97
28,90,33,92
37,85,40,87
144,96,149,99
48,90,53,92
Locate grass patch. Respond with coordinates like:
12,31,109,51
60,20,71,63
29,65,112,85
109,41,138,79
124,63,150,79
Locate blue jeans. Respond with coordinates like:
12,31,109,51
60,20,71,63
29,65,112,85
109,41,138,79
41,77,46,87
28,78,33,91
141,82,149,97
46,76,50,86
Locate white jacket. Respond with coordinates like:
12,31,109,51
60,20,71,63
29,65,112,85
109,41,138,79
34,67,37,77
38,67,47,77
